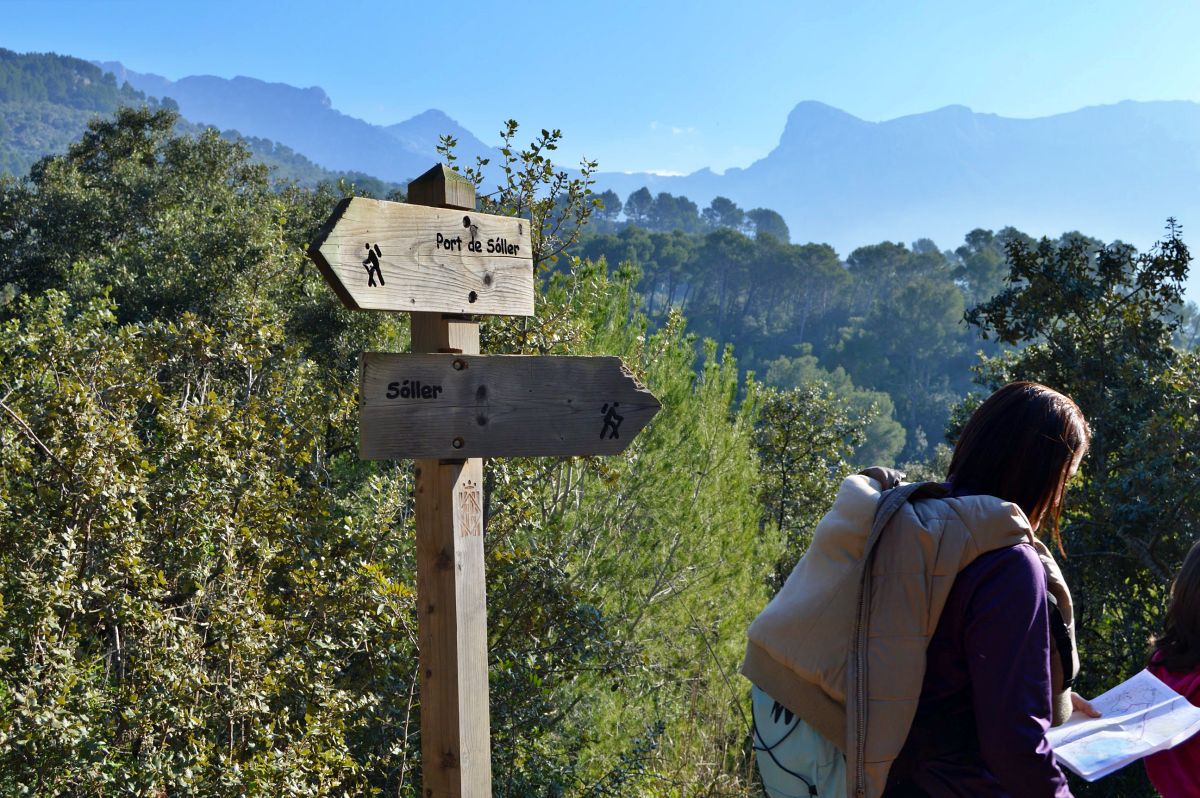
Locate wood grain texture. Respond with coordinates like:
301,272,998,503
359,353,662,459
415,457,492,797
407,164,476,210
411,312,480,355
412,314,491,797
308,197,534,316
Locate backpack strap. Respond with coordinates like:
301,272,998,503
1046,591,1076,691
847,480,940,798
1031,539,1079,724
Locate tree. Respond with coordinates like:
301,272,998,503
446,120,597,268
0,108,406,795
593,188,622,231
764,348,906,467
477,266,774,795
836,238,979,458
1175,300,1200,350
745,207,789,243
952,227,1033,307
837,269,968,460
844,241,915,315
2,108,278,324
624,187,652,227
777,243,850,343
690,226,756,346
753,384,862,585
644,230,696,314
703,196,744,231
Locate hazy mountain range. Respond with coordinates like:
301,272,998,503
96,62,499,185
595,99,1200,257
0,56,1144,289
96,61,1200,265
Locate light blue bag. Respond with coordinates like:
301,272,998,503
752,685,847,798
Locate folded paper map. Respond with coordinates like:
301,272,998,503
1046,669,1200,781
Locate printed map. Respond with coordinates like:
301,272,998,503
1046,669,1200,781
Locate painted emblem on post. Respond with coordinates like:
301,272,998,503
456,480,482,538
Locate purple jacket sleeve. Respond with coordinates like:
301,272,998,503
963,544,1072,798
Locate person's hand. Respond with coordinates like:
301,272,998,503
1071,692,1101,717
858,466,906,490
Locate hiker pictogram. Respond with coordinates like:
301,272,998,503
362,243,385,287
600,402,624,439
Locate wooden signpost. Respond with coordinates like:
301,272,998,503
308,164,660,797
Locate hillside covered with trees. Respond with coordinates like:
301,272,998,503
581,187,1200,468
0,49,400,195
0,103,1197,797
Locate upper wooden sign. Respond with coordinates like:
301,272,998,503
308,196,535,316
359,353,662,460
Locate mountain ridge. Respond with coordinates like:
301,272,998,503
95,61,497,183
590,98,1200,267
0,50,402,194
54,58,1200,303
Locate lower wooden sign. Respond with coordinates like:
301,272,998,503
359,353,661,459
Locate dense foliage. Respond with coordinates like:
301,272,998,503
0,48,151,176
579,217,1039,462
0,107,836,796
0,48,146,109
1,100,1196,798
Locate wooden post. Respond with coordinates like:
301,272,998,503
408,166,492,797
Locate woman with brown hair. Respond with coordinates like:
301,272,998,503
744,381,1094,798
1143,540,1200,797
882,380,1094,796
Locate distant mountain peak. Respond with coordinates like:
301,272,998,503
776,100,869,151
387,108,476,139
927,103,974,116
782,101,867,132
179,74,334,111
404,108,461,125
383,109,495,166
787,100,866,122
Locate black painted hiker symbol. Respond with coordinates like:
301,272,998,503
362,243,385,287
600,402,624,439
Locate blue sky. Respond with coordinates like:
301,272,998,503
6,0,1200,176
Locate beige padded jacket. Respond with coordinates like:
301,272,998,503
740,474,1076,798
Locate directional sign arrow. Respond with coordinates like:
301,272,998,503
359,353,661,459
308,196,534,316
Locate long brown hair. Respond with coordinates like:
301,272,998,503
1150,540,1200,673
947,381,1090,550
